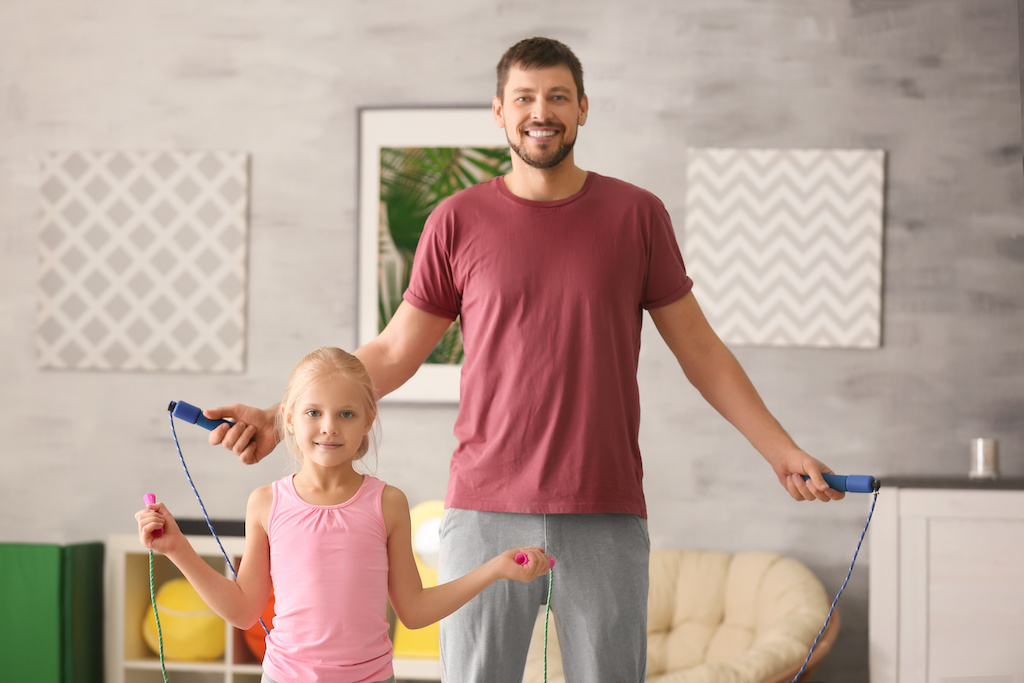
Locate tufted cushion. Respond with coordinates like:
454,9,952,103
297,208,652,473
524,549,835,683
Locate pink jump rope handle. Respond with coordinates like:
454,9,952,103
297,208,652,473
515,552,555,569
143,493,163,537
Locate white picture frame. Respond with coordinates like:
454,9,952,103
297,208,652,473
357,107,510,402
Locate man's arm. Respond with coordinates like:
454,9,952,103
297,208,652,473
208,301,451,463
648,292,842,502
355,300,453,398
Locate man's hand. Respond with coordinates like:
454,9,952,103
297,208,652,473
774,450,846,502
205,403,281,464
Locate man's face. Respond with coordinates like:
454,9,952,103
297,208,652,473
493,64,588,170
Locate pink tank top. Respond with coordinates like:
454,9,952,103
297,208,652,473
262,474,392,683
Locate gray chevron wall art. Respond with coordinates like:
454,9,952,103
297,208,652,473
35,150,249,372
683,147,885,349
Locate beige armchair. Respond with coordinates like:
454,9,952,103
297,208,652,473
524,549,838,683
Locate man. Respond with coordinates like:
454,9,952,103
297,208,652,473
209,37,841,683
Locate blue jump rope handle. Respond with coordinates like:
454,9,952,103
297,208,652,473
168,400,232,431
805,473,878,493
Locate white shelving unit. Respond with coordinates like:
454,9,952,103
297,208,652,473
106,533,442,683
392,657,442,681
105,533,262,683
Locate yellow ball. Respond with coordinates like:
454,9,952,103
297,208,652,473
142,578,225,661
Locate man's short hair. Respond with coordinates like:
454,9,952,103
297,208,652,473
496,37,585,101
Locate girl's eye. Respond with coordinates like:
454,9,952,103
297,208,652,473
305,410,320,418
341,411,355,419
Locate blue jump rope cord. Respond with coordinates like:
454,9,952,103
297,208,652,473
535,487,868,683
166,410,270,632
167,411,241,580
534,489,872,683
147,412,271,678
788,488,878,683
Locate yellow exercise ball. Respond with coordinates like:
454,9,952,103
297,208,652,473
142,578,226,661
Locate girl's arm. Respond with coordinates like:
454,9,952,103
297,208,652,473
136,486,274,629
383,486,549,630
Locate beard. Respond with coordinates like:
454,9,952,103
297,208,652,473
507,126,577,170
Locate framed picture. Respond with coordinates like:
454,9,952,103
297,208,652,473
357,107,512,403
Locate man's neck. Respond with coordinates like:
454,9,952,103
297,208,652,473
502,158,588,202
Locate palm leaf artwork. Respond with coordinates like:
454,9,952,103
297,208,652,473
378,145,511,365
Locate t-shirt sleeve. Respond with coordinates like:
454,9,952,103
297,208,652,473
641,197,693,310
403,201,461,321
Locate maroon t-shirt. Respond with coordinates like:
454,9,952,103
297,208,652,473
404,172,692,518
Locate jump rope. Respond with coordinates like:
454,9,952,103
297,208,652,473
143,401,269,682
789,473,879,681
148,400,875,683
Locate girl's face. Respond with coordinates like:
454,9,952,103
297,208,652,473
284,374,374,469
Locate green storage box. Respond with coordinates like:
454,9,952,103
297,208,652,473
0,542,104,683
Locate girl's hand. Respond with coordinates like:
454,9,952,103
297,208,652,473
135,500,183,554
496,547,551,582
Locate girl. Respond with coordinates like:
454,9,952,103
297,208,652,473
137,347,550,683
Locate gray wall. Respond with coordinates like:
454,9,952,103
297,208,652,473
2,1,1022,681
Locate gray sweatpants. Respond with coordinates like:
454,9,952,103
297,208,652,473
438,509,650,683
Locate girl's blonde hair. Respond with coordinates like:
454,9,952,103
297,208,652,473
277,347,380,469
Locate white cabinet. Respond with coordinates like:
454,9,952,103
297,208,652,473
869,479,1024,682
105,533,262,683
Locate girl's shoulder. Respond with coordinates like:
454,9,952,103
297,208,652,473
245,483,275,535
380,483,409,510
380,484,410,535
247,482,274,513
